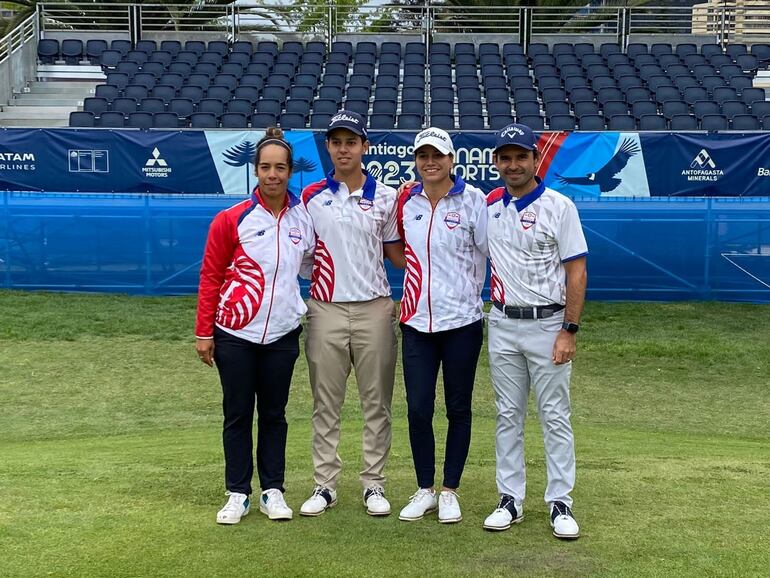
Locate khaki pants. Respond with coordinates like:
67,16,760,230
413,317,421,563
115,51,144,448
305,297,397,490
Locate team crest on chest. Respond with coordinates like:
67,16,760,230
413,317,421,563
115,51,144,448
520,211,536,230
358,198,374,211
444,211,461,230
288,227,302,244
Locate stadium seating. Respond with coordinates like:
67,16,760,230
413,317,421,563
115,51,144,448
61,38,769,130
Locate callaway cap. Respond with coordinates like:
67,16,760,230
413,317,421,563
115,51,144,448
326,110,368,139
493,123,538,154
413,127,456,155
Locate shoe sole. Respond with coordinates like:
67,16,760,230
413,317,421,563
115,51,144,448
259,505,292,521
366,508,391,517
299,499,337,517
552,530,580,540
483,515,524,532
398,507,437,521
217,507,250,525
438,515,462,524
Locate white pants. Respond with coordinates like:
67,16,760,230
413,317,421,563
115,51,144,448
488,307,575,508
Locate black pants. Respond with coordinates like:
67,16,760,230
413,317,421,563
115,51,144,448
401,319,483,489
214,325,301,495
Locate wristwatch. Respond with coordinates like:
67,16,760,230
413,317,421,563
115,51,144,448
561,322,580,334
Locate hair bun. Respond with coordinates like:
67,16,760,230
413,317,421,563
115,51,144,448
266,126,284,139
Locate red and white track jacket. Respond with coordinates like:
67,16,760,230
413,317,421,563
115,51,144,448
195,188,315,344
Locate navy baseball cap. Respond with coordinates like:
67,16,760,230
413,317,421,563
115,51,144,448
326,110,368,139
493,123,538,154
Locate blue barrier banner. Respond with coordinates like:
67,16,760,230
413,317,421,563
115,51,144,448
2,128,770,196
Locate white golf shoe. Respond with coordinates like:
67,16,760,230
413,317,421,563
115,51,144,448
299,485,337,516
398,488,438,521
438,490,462,524
550,501,580,539
483,494,524,531
363,486,391,516
259,488,293,521
216,491,250,525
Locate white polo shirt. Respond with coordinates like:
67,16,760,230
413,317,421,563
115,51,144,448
196,189,315,344
397,175,488,333
486,178,587,307
302,170,400,302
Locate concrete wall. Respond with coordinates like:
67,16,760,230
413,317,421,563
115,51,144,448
0,37,37,106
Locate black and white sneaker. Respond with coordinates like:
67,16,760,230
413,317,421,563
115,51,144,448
483,494,524,531
299,485,337,516
363,486,391,516
550,501,580,540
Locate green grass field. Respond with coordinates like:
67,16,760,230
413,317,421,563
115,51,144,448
1,292,769,577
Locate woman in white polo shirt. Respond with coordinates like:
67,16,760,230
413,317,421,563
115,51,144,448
395,127,488,524
195,127,315,525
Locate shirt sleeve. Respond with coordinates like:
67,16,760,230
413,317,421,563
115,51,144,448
472,189,489,257
299,210,316,280
557,199,588,263
382,191,401,244
195,210,237,338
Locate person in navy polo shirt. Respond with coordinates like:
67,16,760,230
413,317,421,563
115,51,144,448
482,124,588,540
195,127,315,525
394,127,488,524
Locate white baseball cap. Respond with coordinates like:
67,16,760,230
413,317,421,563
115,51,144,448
413,127,455,156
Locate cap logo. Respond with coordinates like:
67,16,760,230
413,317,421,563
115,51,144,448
501,126,526,139
417,129,449,143
330,113,360,125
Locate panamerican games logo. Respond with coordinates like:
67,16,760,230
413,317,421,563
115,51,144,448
682,149,723,182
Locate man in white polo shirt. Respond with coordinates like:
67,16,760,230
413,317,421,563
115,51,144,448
482,123,588,540
299,110,404,517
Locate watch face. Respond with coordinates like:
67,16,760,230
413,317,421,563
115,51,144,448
562,322,579,334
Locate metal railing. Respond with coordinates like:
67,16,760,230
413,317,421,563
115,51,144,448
37,3,770,46
0,13,37,65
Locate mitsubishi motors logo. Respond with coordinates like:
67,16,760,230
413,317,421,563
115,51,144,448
143,147,172,178
682,149,723,182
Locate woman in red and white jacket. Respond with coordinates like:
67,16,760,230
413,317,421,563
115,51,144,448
396,127,488,525
195,127,314,525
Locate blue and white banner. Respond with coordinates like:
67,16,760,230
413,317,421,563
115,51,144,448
1,128,769,196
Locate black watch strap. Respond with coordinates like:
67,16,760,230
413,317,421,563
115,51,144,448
562,322,579,334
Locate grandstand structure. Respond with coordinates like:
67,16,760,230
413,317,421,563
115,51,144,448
0,2,769,130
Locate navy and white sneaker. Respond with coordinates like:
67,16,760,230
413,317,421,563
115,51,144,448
216,491,250,525
363,486,391,516
483,494,524,531
300,485,337,516
550,501,580,539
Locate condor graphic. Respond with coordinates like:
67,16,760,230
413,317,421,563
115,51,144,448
215,247,266,330
556,139,639,193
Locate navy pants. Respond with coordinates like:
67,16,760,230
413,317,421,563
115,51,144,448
214,325,301,495
401,319,484,489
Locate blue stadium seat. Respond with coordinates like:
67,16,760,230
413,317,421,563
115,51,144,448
700,114,728,130
321,86,344,103
111,97,138,116
608,114,636,130
574,101,600,117
83,97,109,116
373,86,396,103
257,41,279,57
626,43,648,59
86,39,108,65
596,87,623,106
692,100,720,119
313,98,338,115
179,86,204,104
578,115,605,130
98,111,126,127
153,112,182,128
198,99,225,117
401,100,425,116
99,50,122,70
290,86,314,102
38,39,60,64
489,115,514,129
310,113,332,129
750,101,770,119
257,99,282,116
402,87,426,101
569,87,595,104
730,114,760,130
430,115,455,130
603,101,629,118
655,86,681,105
95,84,120,103
459,114,485,130
228,98,256,115
373,99,397,116
231,41,253,55
548,114,575,131
69,111,95,127
701,76,727,96
638,114,667,130
545,101,570,117
262,86,288,102
105,72,130,90
725,44,748,59
517,115,544,130
625,87,652,105
632,101,658,120
127,112,153,129
219,113,248,128
701,44,722,58
397,114,423,129
430,100,454,116
488,101,513,116
160,40,182,56
662,101,689,120
110,39,131,56
741,88,766,106
574,43,595,58
369,114,395,129
728,76,753,94
515,101,541,117
190,112,219,128
139,97,165,114
169,98,194,120
721,100,748,119
61,39,84,64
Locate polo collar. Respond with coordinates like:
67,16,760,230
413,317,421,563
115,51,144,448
326,169,377,201
410,174,467,197
502,177,545,211
252,187,300,210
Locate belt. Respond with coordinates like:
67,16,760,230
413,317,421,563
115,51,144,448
492,301,565,319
